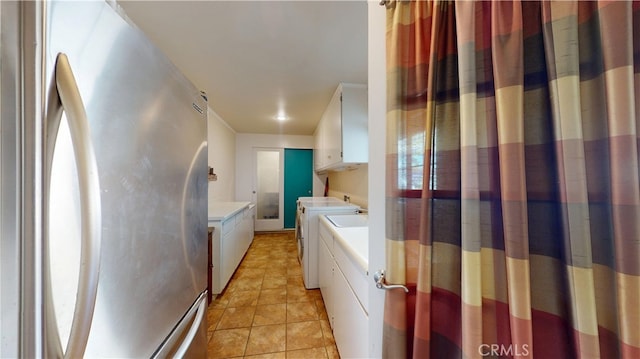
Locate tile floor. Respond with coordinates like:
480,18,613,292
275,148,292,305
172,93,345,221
206,231,340,359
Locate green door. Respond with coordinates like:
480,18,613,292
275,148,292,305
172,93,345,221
284,148,313,229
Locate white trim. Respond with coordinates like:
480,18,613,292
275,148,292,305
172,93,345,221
367,2,386,358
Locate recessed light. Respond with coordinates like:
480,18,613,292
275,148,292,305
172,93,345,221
276,114,287,121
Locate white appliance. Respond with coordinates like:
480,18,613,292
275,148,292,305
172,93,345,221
295,197,359,289
1,1,208,357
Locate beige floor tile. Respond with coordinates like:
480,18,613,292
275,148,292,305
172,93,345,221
315,299,328,321
319,320,335,346
210,233,340,359
287,285,315,303
271,248,289,255
271,262,288,271
317,312,329,322
262,276,287,290
245,253,270,263
286,321,325,351
307,289,323,300
285,347,328,359
227,290,260,308
207,328,250,359
218,286,235,297
258,288,287,305
254,303,287,326
287,276,303,286
217,306,256,329
286,302,318,323
287,266,302,277
210,296,230,310
207,307,225,331
326,344,340,359
235,268,266,280
230,277,263,292
287,259,300,267
270,259,289,268
245,352,286,359
217,285,236,296
245,324,287,355
241,259,269,269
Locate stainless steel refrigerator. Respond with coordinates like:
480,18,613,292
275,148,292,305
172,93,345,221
1,0,208,357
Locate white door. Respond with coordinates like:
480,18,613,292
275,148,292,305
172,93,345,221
252,148,284,231
367,4,386,358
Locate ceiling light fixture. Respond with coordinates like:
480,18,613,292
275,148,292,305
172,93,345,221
276,114,287,121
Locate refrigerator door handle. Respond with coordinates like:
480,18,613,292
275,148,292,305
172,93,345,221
173,293,207,358
45,53,102,359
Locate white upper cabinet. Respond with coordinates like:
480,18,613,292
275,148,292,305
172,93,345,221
314,83,368,172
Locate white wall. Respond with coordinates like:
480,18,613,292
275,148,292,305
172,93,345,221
207,107,237,202
327,165,369,208
235,133,321,202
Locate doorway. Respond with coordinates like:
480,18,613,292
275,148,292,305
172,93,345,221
283,148,313,229
253,148,284,231
252,148,314,231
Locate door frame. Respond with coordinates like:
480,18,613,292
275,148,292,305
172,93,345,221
367,3,386,358
252,147,285,231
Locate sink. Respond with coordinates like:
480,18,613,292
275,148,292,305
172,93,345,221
326,214,368,228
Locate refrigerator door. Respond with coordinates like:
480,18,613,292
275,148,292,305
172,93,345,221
44,1,208,357
1,2,33,357
1,2,45,357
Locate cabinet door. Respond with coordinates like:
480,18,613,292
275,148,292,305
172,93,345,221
249,206,255,239
333,266,368,359
234,212,247,267
340,84,368,164
324,87,342,168
314,125,324,171
238,210,249,255
318,237,334,328
221,230,235,289
243,209,251,250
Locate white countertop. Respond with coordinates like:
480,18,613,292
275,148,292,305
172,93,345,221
319,216,368,272
208,201,252,221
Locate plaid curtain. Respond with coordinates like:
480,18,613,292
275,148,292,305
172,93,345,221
384,1,640,358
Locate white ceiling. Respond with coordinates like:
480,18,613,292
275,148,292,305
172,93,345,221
118,1,368,136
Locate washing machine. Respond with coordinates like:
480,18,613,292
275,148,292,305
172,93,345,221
295,197,359,289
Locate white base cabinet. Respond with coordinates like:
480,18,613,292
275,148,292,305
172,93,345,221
209,203,255,294
318,225,335,327
334,265,369,359
318,218,368,358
